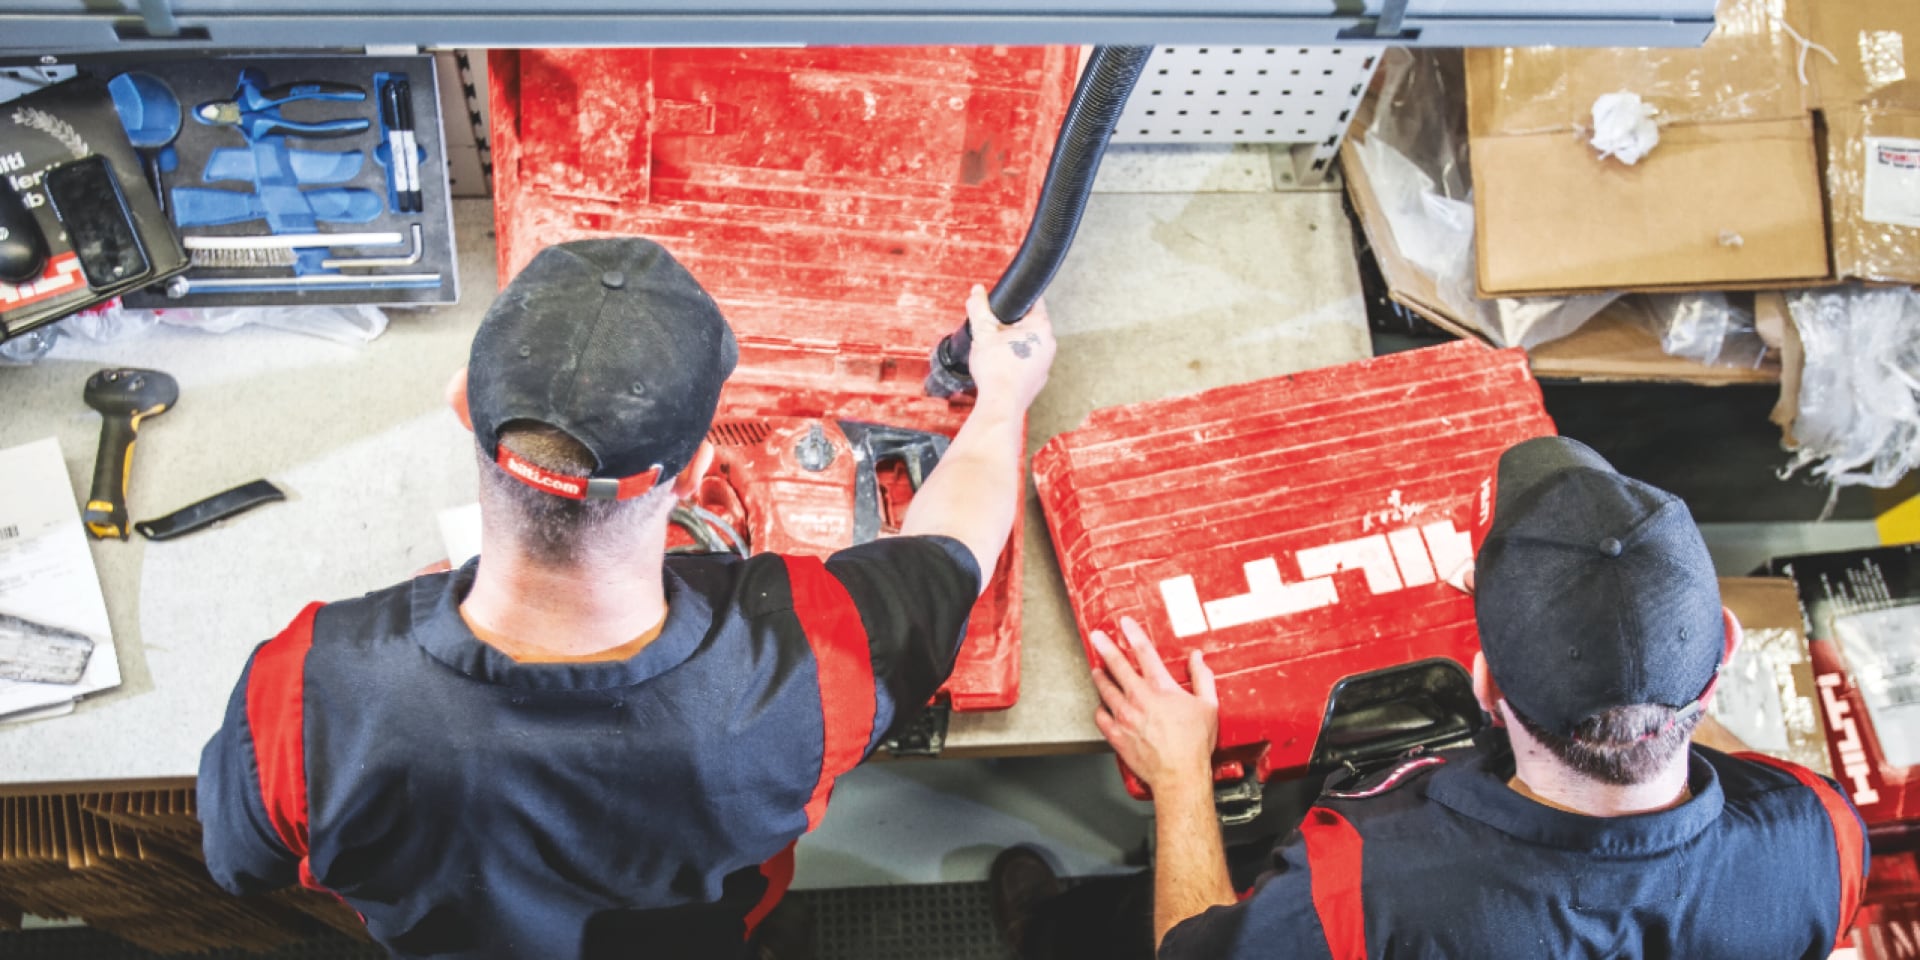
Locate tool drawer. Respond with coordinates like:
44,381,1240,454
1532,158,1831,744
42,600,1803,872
94,54,459,309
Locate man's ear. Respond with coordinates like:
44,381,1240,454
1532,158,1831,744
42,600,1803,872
1721,606,1743,664
446,366,473,433
1472,651,1505,728
670,440,714,497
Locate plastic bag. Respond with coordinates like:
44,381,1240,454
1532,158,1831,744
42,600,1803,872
1783,285,1920,495
1636,292,1772,370
160,304,389,344
1352,49,1616,349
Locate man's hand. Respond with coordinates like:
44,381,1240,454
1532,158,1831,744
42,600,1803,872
1090,617,1219,793
898,285,1056,589
963,284,1056,415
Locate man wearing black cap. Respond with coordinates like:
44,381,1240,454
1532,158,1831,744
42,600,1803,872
197,238,1055,959
999,436,1867,959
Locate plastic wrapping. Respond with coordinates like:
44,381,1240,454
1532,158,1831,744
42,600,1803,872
164,305,389,344
1353,48,1615,349
1782,285,1920,492
1467,0,1804,137
6,302,391,359
1833,605,1920,769
1634,292,1772,370
1708,625,1832,775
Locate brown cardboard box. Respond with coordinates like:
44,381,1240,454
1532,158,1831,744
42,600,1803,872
1465,0,1832,297
1794,0,1920,284
1341,112,1780,385
1717,576,1832,777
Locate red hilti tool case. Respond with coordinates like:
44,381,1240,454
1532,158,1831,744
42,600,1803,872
1033,341,1556,813
489,47,1079,714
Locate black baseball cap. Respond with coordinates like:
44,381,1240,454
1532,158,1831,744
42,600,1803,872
467,238,737,501
1472,437,1725,737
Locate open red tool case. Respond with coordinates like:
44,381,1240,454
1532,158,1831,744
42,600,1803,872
1034,341,1556,818
488,47,1078,725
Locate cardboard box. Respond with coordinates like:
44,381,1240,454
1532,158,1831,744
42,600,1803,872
1341,94,1782,385
1714,576,1833,777
1464,0,1832,297
1794,0,1920,284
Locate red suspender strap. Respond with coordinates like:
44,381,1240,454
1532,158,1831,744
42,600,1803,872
743,842,798,940
1299,807,1369,960
783,556,876,831
246,602,321,885
1737,752,1866,946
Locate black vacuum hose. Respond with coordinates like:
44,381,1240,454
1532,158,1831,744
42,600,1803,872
925,44,1153,398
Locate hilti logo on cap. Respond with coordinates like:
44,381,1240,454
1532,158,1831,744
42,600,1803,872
1158,520,1473,638
1818,671,1882,807
501,450,585,497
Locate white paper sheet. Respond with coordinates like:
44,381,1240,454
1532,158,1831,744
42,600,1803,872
0,437,119,720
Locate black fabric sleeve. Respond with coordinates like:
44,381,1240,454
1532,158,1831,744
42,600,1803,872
824,534,982,747
1159,832,1333,960
197,651,299,896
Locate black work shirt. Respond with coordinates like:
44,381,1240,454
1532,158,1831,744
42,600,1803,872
198,537,980,960
1161,736,1867,959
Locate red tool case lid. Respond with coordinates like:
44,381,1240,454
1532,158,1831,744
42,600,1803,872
488,47,1079,711
1034,341,1557,787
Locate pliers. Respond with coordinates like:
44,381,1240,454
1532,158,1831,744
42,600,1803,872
194,68,370,141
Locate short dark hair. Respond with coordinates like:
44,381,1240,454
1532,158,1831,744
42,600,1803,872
1507,701,1699,786
476,422,673,566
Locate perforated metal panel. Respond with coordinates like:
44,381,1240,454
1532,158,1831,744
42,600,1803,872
1113,44,1380,183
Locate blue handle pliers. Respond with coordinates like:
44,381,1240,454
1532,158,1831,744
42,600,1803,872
193,68,370,141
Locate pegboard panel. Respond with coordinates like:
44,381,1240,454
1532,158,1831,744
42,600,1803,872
1114,45,1380,181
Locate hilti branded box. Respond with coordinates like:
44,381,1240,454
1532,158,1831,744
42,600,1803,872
1033,341,1556,808
1770,544,1920,845
489,48,1078,714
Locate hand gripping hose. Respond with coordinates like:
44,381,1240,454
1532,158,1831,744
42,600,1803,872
925,45,1153,398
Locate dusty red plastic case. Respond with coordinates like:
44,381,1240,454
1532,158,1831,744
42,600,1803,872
488,47,1078,711
1033,341,1557,794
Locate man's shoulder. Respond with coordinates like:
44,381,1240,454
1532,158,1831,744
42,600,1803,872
283,577,419,653
1704,748,1853,819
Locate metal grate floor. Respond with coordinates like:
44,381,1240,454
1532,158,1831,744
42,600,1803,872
0,883,1019,960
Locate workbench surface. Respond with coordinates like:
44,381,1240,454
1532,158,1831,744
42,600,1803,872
0,181,1370,789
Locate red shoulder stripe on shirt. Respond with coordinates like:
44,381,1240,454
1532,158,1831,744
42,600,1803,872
1300,806,1368,960
247,603,321,871
743,842,797,939
1736,752,1865,946
783,556,876,831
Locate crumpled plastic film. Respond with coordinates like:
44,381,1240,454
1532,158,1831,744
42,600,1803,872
1782,285,1920,493
1469,0,1804,137
1635,292,1773,370
1355,48,1614,348
1708,625,1832,776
